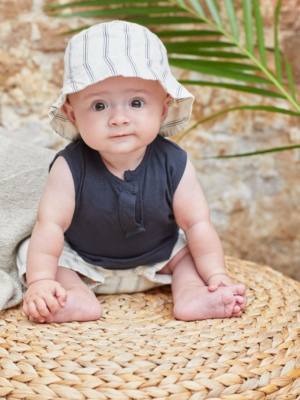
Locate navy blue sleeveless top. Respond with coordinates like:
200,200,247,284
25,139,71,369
50,135,187,269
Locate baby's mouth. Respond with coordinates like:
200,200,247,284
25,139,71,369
111,133,132,138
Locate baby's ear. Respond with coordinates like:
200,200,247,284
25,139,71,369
161,94,172,123
61,97,77,127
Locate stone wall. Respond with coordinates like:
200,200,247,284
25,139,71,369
1,0,299,279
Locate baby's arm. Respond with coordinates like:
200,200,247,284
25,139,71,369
173,159,231,288
23,156,75,322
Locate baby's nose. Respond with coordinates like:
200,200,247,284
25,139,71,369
109,108,130,126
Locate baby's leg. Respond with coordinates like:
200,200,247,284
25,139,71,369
41,267,103,323
167,250,246,321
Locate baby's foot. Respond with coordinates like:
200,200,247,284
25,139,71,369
36,285,103,324
173,284,246,321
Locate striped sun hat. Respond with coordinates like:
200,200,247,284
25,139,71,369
49,20,194,140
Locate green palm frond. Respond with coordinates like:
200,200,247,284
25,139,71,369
253,0,267,67
47,0,300,157
224,0,239,40
209,144,300,159
45,0,162,9
204,0,223,27
274,0,283,83
242,0,254,55
284,56,296,101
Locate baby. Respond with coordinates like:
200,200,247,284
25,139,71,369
17,21,246,323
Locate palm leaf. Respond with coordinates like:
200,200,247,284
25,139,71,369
169,58,260,72
253,0,267,67
274,0,283,83
156,29,223,38
165,41,236,49
204,0,223,27
175,0,186,7
169,58,270,84
210,144,300,159
264,46,297,101
242,0,253,54
126,16,202,24
179,80,285,99
45,0,160,9
224,0,239,40
284,56,296,101
188,0,205,18
171,50,248,59
52,6,180,18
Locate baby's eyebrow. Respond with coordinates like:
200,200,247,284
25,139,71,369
83,88,152,100
124,89,152,95
83,92,109,100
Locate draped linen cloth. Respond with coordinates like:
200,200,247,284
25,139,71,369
0,136,55,310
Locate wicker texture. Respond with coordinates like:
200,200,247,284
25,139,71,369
0,256,300,400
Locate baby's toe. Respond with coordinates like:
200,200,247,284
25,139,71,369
222,289,236,306
232,305,242,317
235,295,245,304
235,284,246,296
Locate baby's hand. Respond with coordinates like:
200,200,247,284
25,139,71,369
23,279,67,323
207,273,233,292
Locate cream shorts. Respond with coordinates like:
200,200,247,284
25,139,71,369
17,231,187,295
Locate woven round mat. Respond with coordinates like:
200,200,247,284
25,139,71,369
1,257,300,400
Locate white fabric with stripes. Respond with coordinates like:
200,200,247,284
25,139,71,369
17,231,187,295
49,20,194,139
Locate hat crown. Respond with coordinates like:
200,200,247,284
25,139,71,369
63,21,170,90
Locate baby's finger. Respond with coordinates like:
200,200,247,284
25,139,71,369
35,298,53,319
208,283,219,292
27,301,45,323
22,301,29,317
43,294,61,314
55,285,67,307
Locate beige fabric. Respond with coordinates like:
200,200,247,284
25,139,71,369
17,232,187,294
0,135,55,310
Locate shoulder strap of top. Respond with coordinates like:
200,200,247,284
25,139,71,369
155,135,187,195
49,140,86,198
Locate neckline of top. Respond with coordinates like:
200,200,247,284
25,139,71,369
91,137,157,187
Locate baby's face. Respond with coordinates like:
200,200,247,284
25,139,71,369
62,76,170,156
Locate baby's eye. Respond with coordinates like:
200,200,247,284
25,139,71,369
130,99,144,108
92,102,107,111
